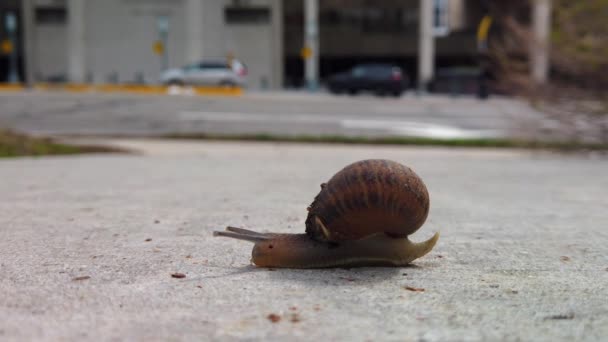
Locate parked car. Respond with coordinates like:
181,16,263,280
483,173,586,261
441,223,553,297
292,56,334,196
160,59,247,86
327,64,408,97
430,66,490,99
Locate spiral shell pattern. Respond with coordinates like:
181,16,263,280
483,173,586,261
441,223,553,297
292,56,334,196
305,159,430,242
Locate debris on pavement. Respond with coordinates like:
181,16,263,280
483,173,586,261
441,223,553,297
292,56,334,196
339,276,356,282
171,273,186,279
404,286,425,292
289,313,301,323
544,313,575,320
267,314,281,323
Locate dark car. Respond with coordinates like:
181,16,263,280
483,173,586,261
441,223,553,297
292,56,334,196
327,64,408,97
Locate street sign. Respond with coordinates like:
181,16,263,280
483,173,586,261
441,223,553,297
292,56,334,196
477,15,493,52
1,39,12,54
433,0,450,37
157,16,169,34
156,16,169,71
5,13,16,32
153,40,164,55
300,46,312,60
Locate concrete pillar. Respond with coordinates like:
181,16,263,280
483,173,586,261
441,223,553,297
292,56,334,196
304,0,318,90
67,0,86,83
271,0,284,89
20,0,36,86
448,0,466,31
531,0,551,84
418,0,435,92
185,0,203,63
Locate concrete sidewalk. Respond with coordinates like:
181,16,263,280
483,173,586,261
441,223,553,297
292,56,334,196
1,140,607,341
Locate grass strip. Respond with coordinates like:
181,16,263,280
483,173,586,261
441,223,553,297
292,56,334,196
0,129,122,158
162,133,608,151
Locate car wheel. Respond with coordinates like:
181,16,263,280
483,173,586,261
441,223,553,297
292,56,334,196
348,89,358,96
329,86,343,94
219,80,237,87
375,89,387,97
391,90,403,97
167,79,183,86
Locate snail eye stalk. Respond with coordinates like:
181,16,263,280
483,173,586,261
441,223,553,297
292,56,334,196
213,227,270,243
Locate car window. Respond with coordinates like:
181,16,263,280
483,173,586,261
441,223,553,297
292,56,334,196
369,66,401,77
352,67,366,77
368,66,384,75
183,63,199,71
199,62,229,70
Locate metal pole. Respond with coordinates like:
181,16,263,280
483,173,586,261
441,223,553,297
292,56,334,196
21,0,36,86
304,0,318,91
5,12,20,83
531,0,551,84
417,0,435,93
161,31,168,71
157,16,169,72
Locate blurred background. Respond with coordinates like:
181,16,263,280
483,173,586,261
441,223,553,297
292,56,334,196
0,0,544,93
1,0,607,148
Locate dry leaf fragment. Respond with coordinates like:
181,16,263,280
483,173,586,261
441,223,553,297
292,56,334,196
544,313,574,320
404,286,425,292
290,313,301,323
267,314,281,323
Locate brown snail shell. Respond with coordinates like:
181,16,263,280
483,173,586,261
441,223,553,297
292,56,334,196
305,159,430,242
214,159,438,268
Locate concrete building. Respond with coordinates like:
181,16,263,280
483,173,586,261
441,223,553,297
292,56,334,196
64,0,283,88
2,0,551,90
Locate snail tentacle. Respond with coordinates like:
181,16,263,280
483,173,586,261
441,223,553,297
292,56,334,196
225,226,269,237
314,216,333,241
213,227,271,243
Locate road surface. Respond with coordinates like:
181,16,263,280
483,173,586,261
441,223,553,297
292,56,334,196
0,91,543,139
1,140,606,341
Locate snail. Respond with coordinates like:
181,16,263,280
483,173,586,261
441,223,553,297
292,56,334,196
214,159,439,268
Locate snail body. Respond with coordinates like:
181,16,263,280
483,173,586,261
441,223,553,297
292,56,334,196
214,159,439,268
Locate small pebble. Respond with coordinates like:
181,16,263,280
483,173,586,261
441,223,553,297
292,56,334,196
267,314,281,323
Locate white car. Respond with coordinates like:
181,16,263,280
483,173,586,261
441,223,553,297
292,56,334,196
160,59,247,87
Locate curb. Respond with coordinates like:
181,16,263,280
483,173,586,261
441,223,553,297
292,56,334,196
0,83,242,96
0,84,26,91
